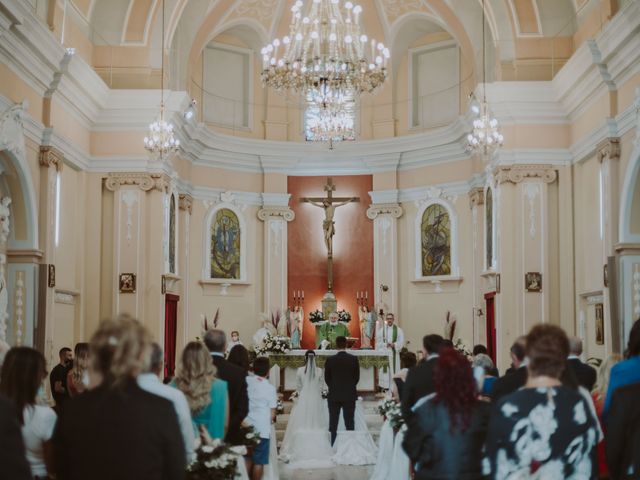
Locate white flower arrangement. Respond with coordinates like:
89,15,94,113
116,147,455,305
254,333,292,356
186,437,241,479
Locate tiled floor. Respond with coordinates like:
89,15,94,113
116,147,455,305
279,463,373,479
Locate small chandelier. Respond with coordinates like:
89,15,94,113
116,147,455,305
308,104,355,149
143,0,179,158
467,0,503,157
261,0,389,101
467,96,503,155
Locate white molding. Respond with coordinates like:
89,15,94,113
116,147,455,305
507,0,543,38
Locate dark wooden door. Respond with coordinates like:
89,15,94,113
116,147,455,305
164,294,179,379
484,292,496,364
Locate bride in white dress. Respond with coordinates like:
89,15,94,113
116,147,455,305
279,350,377,468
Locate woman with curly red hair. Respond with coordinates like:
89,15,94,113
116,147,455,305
403,348,490,479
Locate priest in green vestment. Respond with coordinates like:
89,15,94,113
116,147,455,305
317,312,350,349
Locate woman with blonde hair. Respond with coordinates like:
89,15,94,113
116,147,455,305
592,353,622,479
53,315,185,480
174,341,229,440
67,342,90,397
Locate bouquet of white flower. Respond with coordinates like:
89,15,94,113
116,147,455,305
186,438,245,480
386,402,405,431
309,309,324,323
454,338,473,360
254,333,291,356
377,398,398,418
337,309,351,323
234,423,260,449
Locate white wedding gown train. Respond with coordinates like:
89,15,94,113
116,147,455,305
369,419,395,480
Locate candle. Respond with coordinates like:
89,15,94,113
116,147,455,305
302,290,304,299
365,291,368,299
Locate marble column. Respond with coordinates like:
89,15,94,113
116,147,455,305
366,203,403,317
258,197,294,314
598,138,621,354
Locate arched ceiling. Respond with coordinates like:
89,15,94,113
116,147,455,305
72,0,580,86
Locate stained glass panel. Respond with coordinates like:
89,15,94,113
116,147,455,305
486,188,493,269
210,208,241,279
169,195,176,274
421,204,451,276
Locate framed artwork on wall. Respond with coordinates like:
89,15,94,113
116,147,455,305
525,272,542,292
119,273,136,293
595,303,605,345
47,264,56,288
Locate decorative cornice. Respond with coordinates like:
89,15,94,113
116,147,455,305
257,206,295,222
38,146,64,171
366,203,403,219
596,137,621,162
469,187,484,208
178,193,193,214
104,172,170,193
493,164,557,184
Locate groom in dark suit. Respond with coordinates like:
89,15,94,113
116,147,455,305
324,336,360,445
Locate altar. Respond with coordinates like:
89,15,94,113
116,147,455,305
267,349,391,394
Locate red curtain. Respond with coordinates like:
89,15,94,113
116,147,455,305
164,294,179,379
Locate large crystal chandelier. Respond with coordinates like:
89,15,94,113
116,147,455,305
467,0,503,157
143,0,179,158
260,0,390,100
307,102,355,149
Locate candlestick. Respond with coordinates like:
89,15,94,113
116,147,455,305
365,291,368,299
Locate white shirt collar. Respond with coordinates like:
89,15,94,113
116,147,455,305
568,355,580,360
427,353,439,360
138,372,160,385
211,352,224,358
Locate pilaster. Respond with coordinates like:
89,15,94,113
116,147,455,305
366,203,403,317
258,200,294,314
469,187,485,346
176,193,193,353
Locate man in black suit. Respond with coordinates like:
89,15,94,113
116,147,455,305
204,329,249,444
567,337,597,391
401,334,443,421
606,382,640,480
324,336,360,446
491,337,527,402
0,395,32,480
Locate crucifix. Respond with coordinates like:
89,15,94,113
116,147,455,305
301,178,359,292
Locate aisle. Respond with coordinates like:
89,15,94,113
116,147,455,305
279,463,373,480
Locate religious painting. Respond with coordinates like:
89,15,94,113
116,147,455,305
421,203,451,276
486,187,493,269
210,208,241,279
525,272,542,292
595,303,605,345
168,194,176,274
47,264,55,288
119,273,136,293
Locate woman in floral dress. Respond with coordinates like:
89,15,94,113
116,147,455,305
484,324,599,479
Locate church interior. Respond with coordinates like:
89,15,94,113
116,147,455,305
0,0,640,476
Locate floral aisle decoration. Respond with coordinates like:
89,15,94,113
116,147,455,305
309,309,324,323
233,423,260,449
386,402,405,431
337,309,351,323
186,438,245,480
254,333,292,356
454,338,473,360
443,311,473,359
377,398,397,418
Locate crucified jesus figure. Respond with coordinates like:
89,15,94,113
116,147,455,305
301,178,359,257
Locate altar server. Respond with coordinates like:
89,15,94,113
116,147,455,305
376,313,404,390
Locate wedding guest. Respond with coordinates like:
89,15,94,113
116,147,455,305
567,337,597,391
473,344,499,376
204,329,248,444
485,324,599,478
592,354,622,479
401,334,443,421
472,353,498,396
490,337,527,401
226,330,243,354
0,394,32,480
228,344,251,374
138,342,195,464
175,341,229,440
49,346,72,411
604,318,640,415
0,347,56,479
403,348,490,479
391,352,417,402
606,382,640,479
53,315,185,480
66,342,90,397
245,357,277,480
